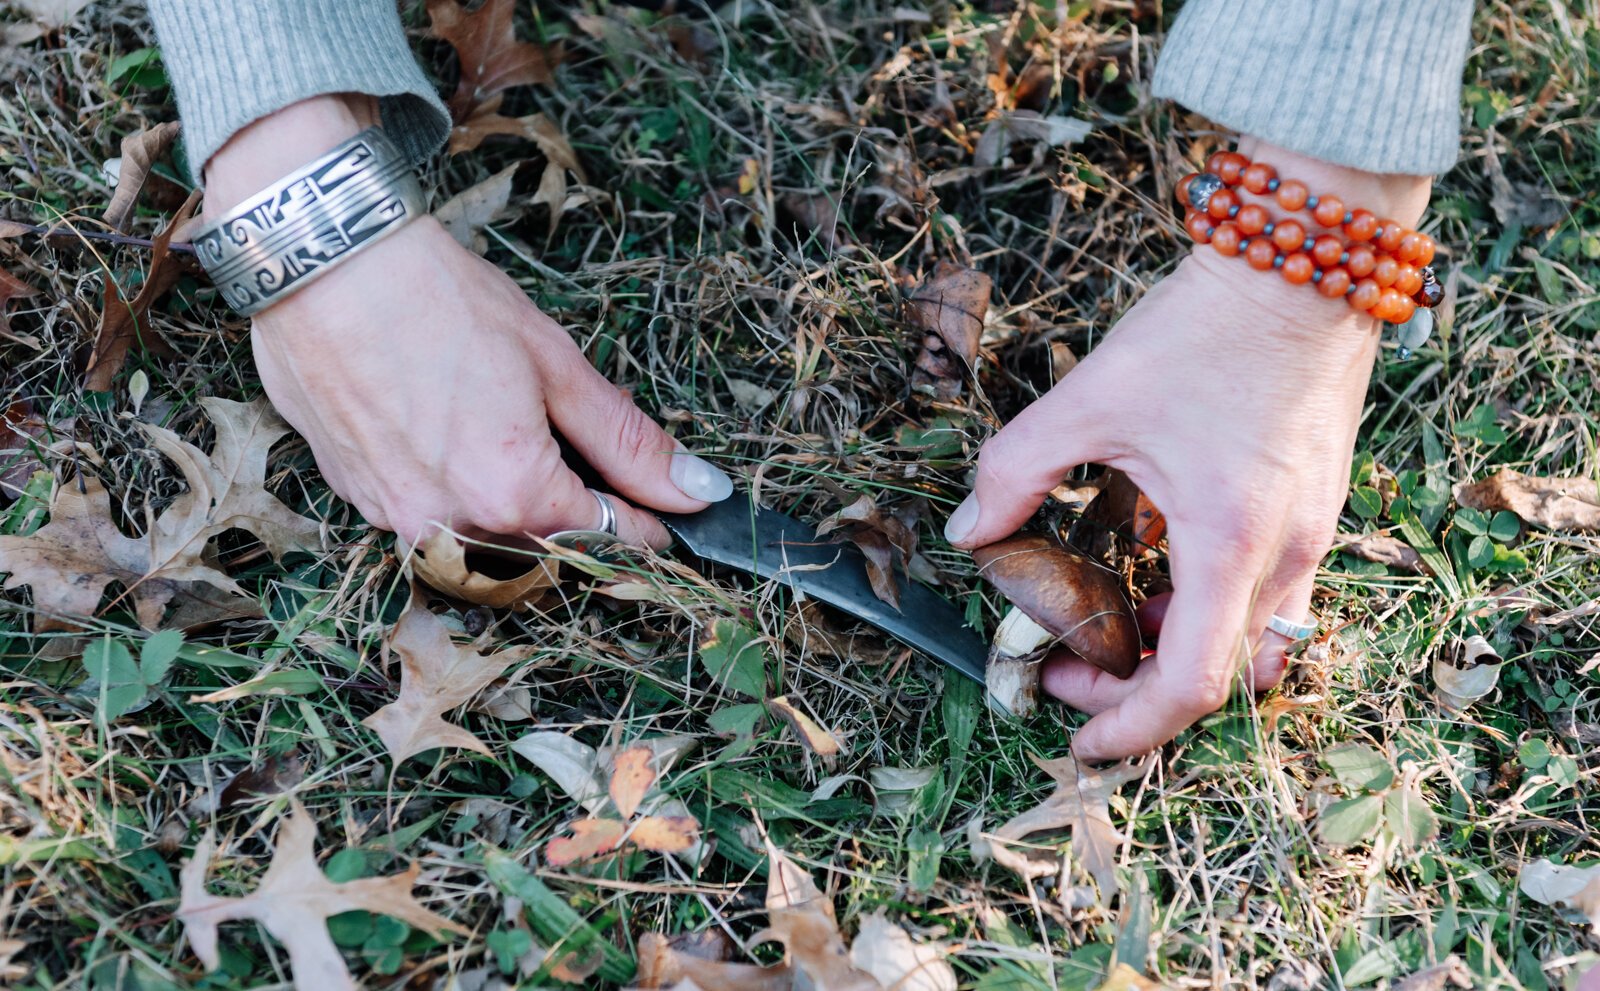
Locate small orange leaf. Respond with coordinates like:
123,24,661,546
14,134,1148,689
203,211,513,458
767,695,841,756
608,746,655,821
628,815,700,854
545,818,625,866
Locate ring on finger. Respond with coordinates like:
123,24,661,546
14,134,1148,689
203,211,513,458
1265,613,1317,642
588,488,618,536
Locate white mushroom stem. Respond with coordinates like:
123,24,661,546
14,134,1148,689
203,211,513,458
987,607,1056,717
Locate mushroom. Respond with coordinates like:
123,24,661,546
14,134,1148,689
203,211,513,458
973,534,1140,716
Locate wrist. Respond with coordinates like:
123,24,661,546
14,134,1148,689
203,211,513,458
203,94,379,220
1232,138,1432,230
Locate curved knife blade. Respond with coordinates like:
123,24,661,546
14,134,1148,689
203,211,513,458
658,496,986,685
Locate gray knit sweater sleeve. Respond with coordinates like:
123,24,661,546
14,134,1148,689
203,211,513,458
1153,0,1474,175
145,1,450,184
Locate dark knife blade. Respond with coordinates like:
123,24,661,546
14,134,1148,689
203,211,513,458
658,496,987,685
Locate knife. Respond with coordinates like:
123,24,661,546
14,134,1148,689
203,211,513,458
655,495,987,685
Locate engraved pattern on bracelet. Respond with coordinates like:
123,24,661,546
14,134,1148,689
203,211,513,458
194,128,424,316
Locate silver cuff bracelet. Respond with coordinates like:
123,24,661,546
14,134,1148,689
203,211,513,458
193,128,425,316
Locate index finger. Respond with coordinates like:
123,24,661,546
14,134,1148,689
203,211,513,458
1070,535,1262,761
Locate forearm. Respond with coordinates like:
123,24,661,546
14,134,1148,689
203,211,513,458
145,0,448,184
1154,0,1474,176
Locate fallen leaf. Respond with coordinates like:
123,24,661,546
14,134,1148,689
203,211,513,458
974,754,1149,900
83,188,198,392
768,695,842,756
2,399,72,501
1392,957,1472,991
435,163,518,252
1519,858,1600,929
781,191,854,252
608,746,655,820
217,750,306,812
975,111,1093,168
1454,468,1600,531
178,800,465,991
906,262,990,401
849,911,957,991
12,0,93,30
102,121,181,232
626,815,700,854
1536,599,1600,626
1434,635,1504,711
427,0,558,123
816,492,930,609
363,597,533,764
635,931,792,991
510,731,610,814
408,530,559,609
1093,963,1166,991
141,397,324,575
0,265,40,345
0,475,254,632
1335,532,1426,573
544,817,626,866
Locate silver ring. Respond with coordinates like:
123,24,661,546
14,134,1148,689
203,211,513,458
1266,614,1317,641
589,488,618,536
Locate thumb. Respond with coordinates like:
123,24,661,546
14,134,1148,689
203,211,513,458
944,382,1111,549
545,353,734,515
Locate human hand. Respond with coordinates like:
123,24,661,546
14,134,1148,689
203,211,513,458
944,141,1431,760
203,96,732,547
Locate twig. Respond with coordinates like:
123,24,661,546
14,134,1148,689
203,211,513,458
3,221,196,256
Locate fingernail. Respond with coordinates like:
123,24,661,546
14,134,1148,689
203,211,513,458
669,446,734,502
943,492,980,544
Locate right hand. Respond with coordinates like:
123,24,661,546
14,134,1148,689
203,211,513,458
204,97,732,547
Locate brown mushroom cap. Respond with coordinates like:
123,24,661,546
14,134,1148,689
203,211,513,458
973,534,1139,679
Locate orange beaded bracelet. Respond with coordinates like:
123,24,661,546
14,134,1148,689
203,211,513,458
1177,152,1443,357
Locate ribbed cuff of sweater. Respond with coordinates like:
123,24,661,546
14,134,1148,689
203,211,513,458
1153,0,1473,176
146,0,450,184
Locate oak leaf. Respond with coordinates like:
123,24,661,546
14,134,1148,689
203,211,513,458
906,261,990,401
436,164,518,252
363,596,534,764
427,0,559,123
178,800,466,991
408,530,559,609
83,188,197,392
1454,468,1600,531
102,121,181,232
634,841,956,990
971,753,1149,901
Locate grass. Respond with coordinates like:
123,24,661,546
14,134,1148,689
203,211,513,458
2,0,1599,988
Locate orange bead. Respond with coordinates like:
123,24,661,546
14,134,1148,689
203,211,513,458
1211,221,1242,257
1372,255,1400,288
1376,220,1405,253
1373,287,1406,322
1394,263,1422,296
1318,267,1352,298
1236,204,1269,235
1311,195,1345,228
1346,245,1376,278
1348,278,1381,312
1214,152,1249,185
1272,219,1306,253
1396,231,1427,263
1185,212,1215,243
1245,238,1277,271
1312,234,1344,268
1276,179,1309,211
1207,188,1240,221
1344,209,1377,241
1176,174,1196,208
1242,162,1277,194
1413,234,1436,267
1281,252,1314,285
1389,295,1417,325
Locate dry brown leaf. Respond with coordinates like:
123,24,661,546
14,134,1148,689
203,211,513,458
1392,957,1473,991
608,746,655,820
435,163,518,252
427,0,558,123
0,265,40,346
906,261,990,401
816,493,929,609
178,800,465,991
1093,963,1166,991
408,530,559,609
217,750,306,812
975,754,1149,899
83,188,197,392
635,931,792,991
627,815,700,854
0,475,255,632
1518,858,1600,929
103,121,181,232
1454,468,1600,531
1334,532,1426,573
1,398,71,500
545,817,626,866
363,597,533,765
767,695,842,756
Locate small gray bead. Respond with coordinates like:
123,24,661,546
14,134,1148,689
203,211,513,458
1340,251,1350,264
1264,223,1276,235
1272,254,1284,268
1267,178,1280,192
1303,237,1315,252
1187,173,1225,211
1306,195,1319,209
